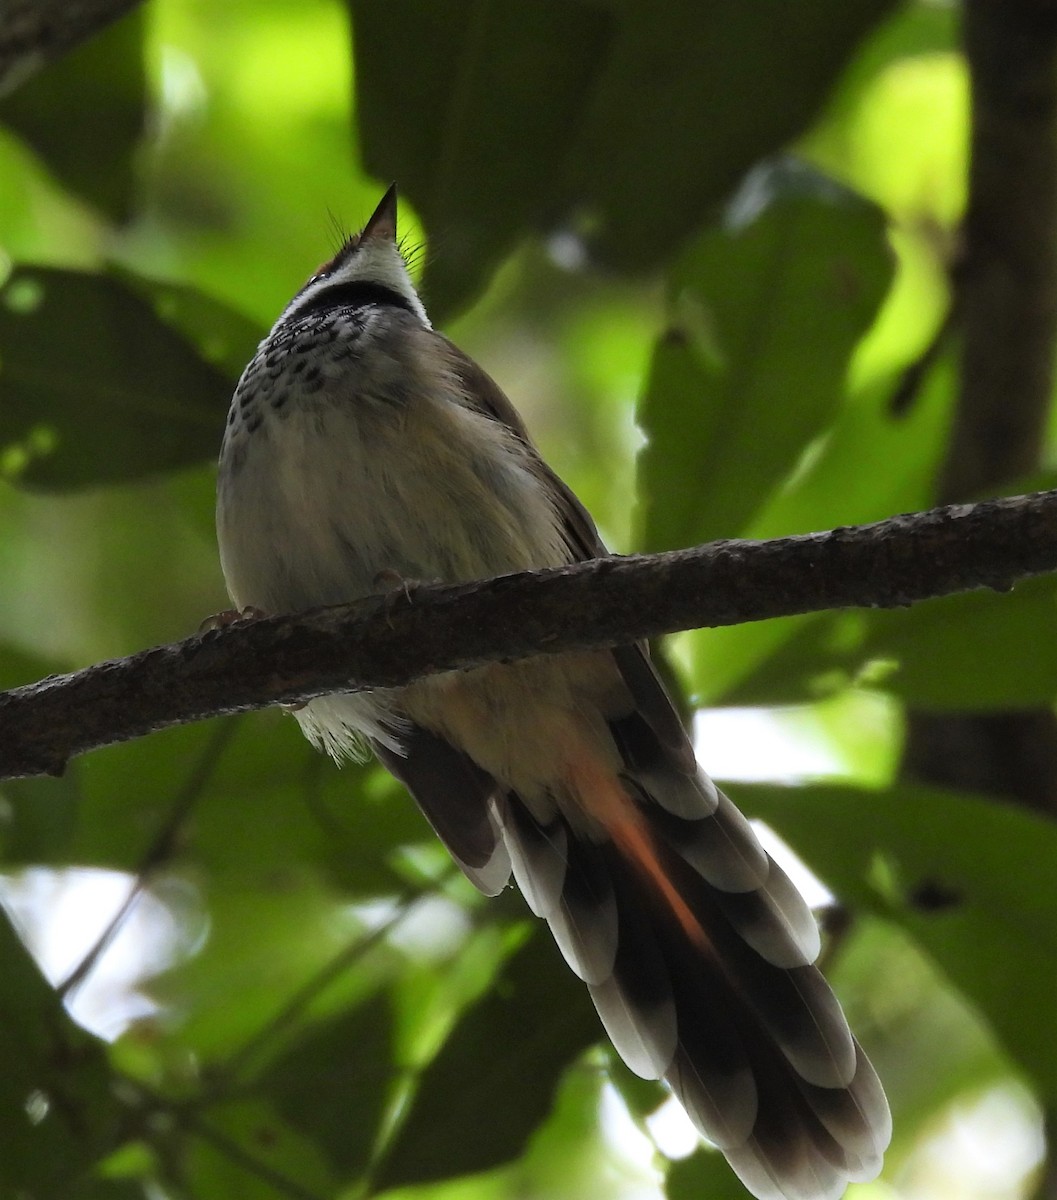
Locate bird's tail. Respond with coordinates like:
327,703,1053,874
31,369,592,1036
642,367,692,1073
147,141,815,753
496,745,891,1200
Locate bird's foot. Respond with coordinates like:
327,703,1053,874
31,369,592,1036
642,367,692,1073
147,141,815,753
198,605,267,634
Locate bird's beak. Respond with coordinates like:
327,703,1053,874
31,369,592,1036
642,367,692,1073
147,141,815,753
362,183,398,242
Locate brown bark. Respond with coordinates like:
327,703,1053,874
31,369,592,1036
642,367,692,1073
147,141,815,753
0,0,141,96
907,0,1057,820
1,489,1056,781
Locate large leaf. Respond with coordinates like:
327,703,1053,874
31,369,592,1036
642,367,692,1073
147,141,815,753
144,877,386,1063
0,908,123,1192
352,0,611,318
711,571,1057,711
0,267,233,489
687,354,956,705
353,0,896,314
666,1147,754,1200
0,11,145,222
568,0,897,269
370,928,600,1191
183,1099,339,1200
257,990,394,1178
741,782,1057,1105
637,159,893,553
860,574,1057,709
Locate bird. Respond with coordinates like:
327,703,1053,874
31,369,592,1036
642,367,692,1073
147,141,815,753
215,185,891,1200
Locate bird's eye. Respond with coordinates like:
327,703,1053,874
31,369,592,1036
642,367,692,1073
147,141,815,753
311,235,360,282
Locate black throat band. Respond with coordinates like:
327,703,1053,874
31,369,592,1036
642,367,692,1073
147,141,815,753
290,280,415,323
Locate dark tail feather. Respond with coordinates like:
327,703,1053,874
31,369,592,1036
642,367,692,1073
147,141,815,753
498,784,891,1200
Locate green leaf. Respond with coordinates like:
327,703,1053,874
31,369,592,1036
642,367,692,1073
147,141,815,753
145,877,383,1063
0,773,82,865
686,354,956,704
637,160,892,554
185,1099,338,1200
666,1146,753,1200
371,928,600,1191
0,267,232,489
740,782,1057,1104
0,908,122,1192
715,572,1057,711
114,269,264,383
0,11,145,222
190,724,422,897
861,575,1057,709
354,0,895,306
352,0,610,319
567,0,898,269
257,990,393,1177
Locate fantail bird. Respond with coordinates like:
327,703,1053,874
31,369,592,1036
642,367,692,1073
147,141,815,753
215,185,890,1200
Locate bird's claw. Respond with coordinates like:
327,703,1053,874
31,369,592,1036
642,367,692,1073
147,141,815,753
198,605,267,634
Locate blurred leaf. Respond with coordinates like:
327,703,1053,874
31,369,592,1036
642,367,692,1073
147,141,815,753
355,0,896,311
666,1146,751,1200
688,355,956,704
257,990,393,1177
353,0,611,318
512,1064,617,1199
371,928,600,1191
0,642,67,691
833,918,1014,1159
807,1,959,162
742,782,1057,1103
64,1180,148,1200
191,724,422,897
568,0,898,269
0,908,122,1191
604,1052,666,1122
717,572,1057,711
146,877,383,1063
861,574,1057,709
638,159,892,553
0,11,145,222
0,267,231,489
114,269,264,382
68,723,227,871
0,773,82,864
185,1099,338,1200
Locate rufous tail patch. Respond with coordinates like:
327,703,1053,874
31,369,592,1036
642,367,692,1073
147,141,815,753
565,746,711,956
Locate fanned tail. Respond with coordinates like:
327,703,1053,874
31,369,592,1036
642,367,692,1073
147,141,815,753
496,769,890,1200
372,648,891,1200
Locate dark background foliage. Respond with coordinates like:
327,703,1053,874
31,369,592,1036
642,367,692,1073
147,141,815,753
0,1,1054,1198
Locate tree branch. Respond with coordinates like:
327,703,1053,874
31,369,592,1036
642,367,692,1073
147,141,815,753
0,0,143,96
907,0,1057,824
941,0,1057,500
1,490,1056,781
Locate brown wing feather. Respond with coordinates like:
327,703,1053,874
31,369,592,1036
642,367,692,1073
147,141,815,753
387,336,890,1199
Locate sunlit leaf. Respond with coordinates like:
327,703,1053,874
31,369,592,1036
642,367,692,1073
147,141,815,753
371,929,600,1191
742,782,1057,1104
638,159,893,553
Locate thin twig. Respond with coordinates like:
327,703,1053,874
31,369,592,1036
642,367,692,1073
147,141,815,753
219,870,453,1088
57,718,240,999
